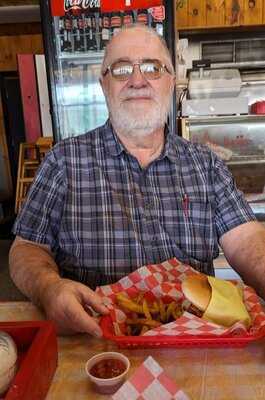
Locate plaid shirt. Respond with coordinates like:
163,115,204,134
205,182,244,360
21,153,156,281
13,120,255,288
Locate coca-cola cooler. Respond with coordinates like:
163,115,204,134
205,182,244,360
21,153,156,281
40,0,176,141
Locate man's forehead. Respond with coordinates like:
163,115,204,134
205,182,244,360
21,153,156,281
114,28,159,44
106,29,164,62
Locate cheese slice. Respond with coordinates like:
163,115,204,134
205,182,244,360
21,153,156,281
202,276,251,328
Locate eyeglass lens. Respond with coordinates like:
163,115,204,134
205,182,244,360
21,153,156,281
111,60,163,80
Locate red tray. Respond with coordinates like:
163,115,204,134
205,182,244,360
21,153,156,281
0,321,58,400
100,314,265,349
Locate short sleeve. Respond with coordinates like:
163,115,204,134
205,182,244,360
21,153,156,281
212,155,256,238
12,148,66,249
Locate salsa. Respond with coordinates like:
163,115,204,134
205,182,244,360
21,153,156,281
89,358,126,379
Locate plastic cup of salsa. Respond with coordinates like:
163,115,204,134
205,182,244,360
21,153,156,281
85,351,130,394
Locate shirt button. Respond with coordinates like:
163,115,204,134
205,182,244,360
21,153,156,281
145,202,153,210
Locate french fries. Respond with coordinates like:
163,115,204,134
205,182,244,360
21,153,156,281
143,299,152,320
115,292,183,336
126,318,162,328
159,299,166,323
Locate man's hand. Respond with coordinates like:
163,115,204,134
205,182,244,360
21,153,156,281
41,278,110,336
9,237,110,337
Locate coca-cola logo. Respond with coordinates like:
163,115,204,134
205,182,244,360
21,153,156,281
64,0,100,12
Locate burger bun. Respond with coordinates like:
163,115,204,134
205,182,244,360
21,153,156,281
181,274,211,312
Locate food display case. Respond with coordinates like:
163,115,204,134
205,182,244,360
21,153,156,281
182,114,265,220
179,66,265,220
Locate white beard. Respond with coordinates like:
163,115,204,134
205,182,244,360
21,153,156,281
105,89,172,139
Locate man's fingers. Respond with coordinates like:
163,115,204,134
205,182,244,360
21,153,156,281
64,298,103,337
44,280,110,336
80,286,110,315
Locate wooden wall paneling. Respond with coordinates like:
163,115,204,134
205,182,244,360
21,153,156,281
0,93,12,199
206,0,226,26
0,22,42,36
17,54,42,142
175,0,188,28
0,34,43,72
0,0,39,5
225,0,244,26
188,0,206,27
243,0,263,25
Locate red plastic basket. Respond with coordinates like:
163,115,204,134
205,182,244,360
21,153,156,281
0,321,58,400
100,314,265,349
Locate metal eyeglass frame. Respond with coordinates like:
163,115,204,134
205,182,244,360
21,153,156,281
102,59,173,80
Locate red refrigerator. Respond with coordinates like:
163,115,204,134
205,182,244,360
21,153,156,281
40,0,176,142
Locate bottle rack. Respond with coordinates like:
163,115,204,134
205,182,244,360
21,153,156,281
54,8,165,57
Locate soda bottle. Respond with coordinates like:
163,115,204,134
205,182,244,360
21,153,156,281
136,9,148,25
154,20,164,36
85,14,93,51
72,16,79,51
94,12,101,51
150,8,164,36
59,16,65,36
101,13,110,49
58,17,65,52
91,13,98,50
98,13,103,46
123,10,134,26
64,15,73,52
147,8,152,27
76,15,85,52
110,11,122,36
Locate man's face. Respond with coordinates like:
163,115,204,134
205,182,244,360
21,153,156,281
100,28,175,138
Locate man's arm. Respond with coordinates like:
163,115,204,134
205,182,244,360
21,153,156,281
220,221,265,298
9,236,109,336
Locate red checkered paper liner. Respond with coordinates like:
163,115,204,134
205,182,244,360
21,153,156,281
97,258,265,337
112,356,190,400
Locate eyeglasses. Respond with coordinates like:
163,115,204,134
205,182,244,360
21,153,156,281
102,59,172,81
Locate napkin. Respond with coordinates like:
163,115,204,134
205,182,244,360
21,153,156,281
112,356,190,400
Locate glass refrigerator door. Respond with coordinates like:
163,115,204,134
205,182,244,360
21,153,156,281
41,4,174,141
56,57,108,139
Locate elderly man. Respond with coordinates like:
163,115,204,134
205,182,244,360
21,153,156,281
9,24,265,337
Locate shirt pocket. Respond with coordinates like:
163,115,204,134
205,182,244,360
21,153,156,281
184,195,216,225
161,194,218,262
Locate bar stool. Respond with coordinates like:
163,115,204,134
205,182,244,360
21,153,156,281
15,138,53,214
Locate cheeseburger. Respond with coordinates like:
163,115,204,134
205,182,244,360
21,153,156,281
181,273,251,328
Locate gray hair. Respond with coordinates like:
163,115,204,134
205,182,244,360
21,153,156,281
101,23,175,76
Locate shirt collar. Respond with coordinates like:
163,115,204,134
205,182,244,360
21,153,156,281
103,119,178,163
103,119,125,157
158,124,179,164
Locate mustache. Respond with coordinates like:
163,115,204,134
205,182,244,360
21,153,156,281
120,89,157,101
